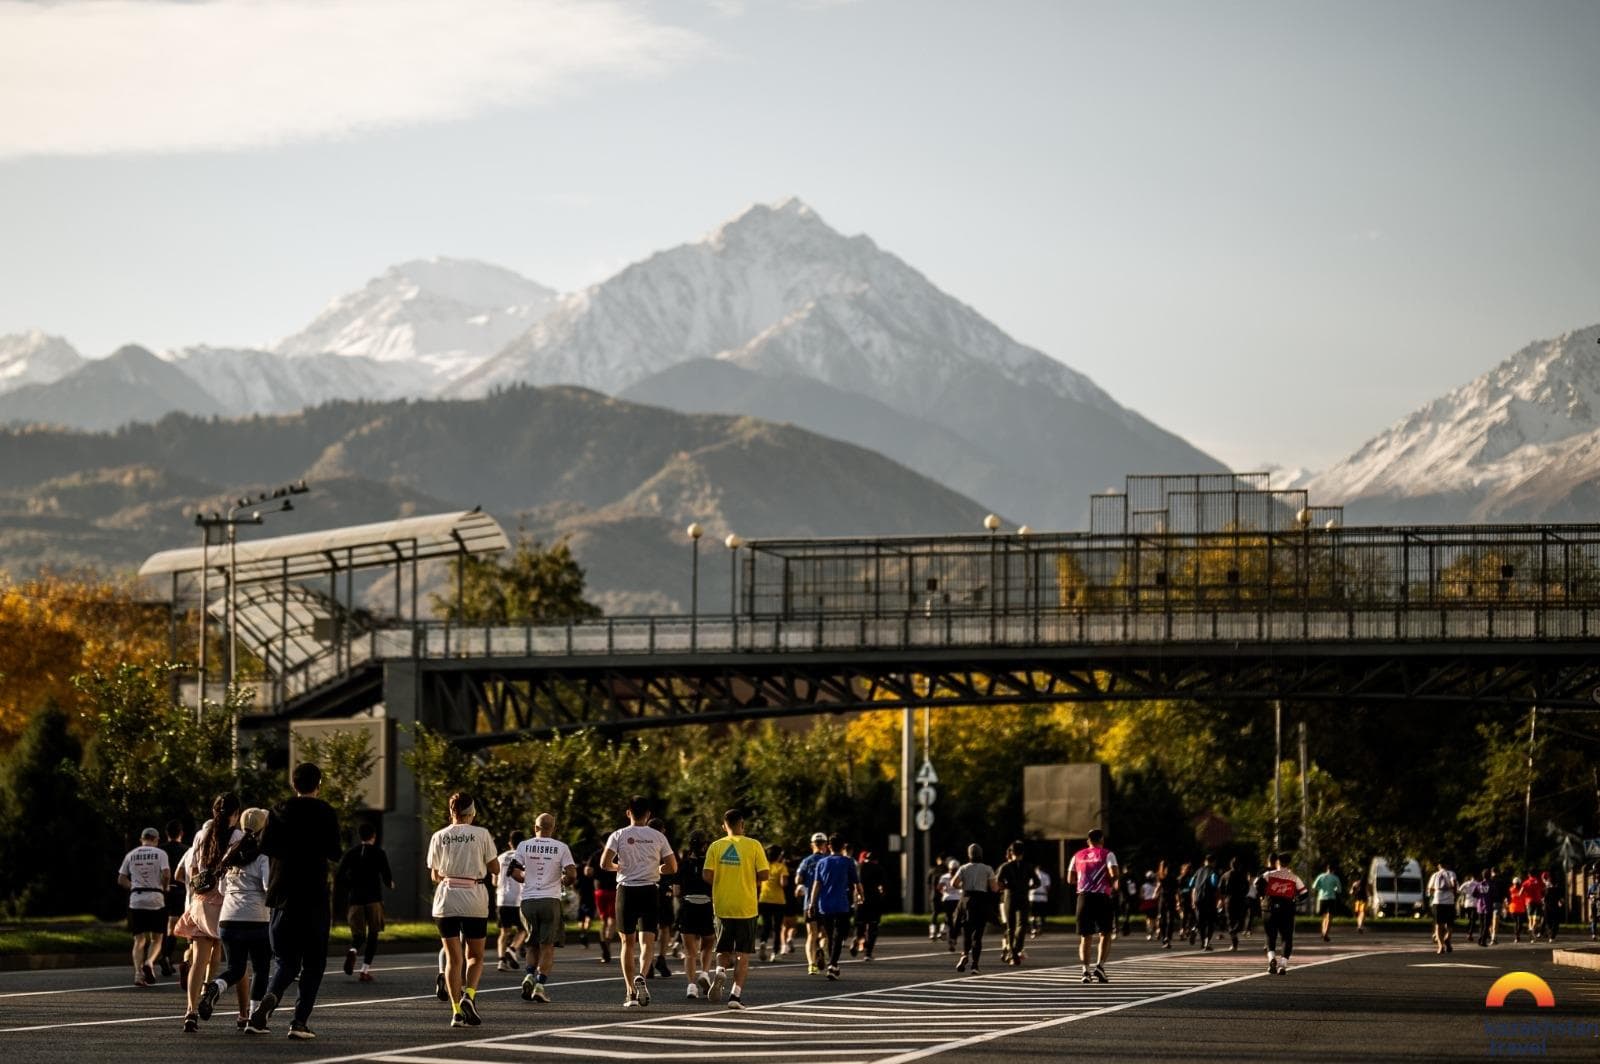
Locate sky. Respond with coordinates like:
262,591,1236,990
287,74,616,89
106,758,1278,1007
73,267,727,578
1,0,1597,471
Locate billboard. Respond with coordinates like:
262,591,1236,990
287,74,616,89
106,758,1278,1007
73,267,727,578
1023,763,1109,840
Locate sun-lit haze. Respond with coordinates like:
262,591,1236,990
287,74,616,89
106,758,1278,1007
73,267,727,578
1,0,1596,470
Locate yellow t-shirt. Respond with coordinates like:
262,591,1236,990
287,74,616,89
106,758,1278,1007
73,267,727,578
705,834,769,919
758,860,789,906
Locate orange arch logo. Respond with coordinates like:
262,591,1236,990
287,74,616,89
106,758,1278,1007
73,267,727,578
1485,972,1556,1008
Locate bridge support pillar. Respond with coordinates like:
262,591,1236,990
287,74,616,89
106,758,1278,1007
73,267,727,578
381,661,432,919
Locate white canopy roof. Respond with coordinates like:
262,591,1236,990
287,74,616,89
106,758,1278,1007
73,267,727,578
138,510,510,585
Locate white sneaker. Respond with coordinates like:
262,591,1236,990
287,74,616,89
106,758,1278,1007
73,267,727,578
708,969,726,1004
685,983,699,1000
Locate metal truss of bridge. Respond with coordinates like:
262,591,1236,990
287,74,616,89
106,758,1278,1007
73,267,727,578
130,472,1600,749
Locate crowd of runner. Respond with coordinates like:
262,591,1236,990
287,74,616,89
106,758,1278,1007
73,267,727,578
116,770,1600,1039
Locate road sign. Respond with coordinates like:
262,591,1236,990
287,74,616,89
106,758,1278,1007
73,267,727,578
917,785,937,807
916,760,938,785
915,808,935,832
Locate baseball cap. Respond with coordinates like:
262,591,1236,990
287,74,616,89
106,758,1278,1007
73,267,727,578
240,807,268,834
140,827,160,841
810,832,827,843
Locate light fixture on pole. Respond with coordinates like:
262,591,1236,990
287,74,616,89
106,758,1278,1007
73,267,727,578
1017,524,1032,623
725,532,744,650
687,522,703,650
983,514,1000,638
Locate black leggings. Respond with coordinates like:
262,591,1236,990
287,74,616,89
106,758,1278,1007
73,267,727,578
759,903,785,950
218,922,270,999
855,912,881,955
820,913,851,967
1157,903,1177,943
1004,900,1029,957
1265,908,1294,958
959,897,988,964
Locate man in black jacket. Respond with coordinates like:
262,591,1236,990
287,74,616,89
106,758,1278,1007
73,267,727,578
248,762,342,1040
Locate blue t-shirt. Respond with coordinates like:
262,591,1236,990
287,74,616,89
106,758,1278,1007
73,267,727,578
811,854,859,915
795,852,822,907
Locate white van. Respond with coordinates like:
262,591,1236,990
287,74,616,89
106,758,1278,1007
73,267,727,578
1369,857,1425,918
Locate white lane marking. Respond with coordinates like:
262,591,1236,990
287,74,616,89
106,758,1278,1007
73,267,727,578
870,951,1375,1064
1409,962,1494,968
0,983,142,999
0,1013,187,1033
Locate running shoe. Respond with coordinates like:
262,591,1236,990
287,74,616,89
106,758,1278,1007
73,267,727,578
458,995,482,1026
359,970,374,983
1081,970,1093,984
633,975,650,1007
864,954,874,963
955,954,968,972
782,942,794,954
727,992,744,1010
521,974,536,1000
696,972,712,999
133,975,152,988
970,967,981,976
183,1013,199,1033
159,957,174,977
807,963,820,975
623,993,641,1008
1276,962,1289,975
287,1023,316,1040
198,978,220,1021
236,1015,248,1031
435,973,448,1001
758,943,771,962
142,963,157,984
451,1012,468,1027
827,965,840,981
1092,965,1108,984
686,983,699,1000
1267,957,1277,975
344,948,357,975
850,942,860,958
600,941,612,964
246,992,276,1034
533,982,549,1003
708,969,725,1004
654,956,671,979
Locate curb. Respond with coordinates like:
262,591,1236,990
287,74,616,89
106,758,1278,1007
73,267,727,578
1551,947,1600,971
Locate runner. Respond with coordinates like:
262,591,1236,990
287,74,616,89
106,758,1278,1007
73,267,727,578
1067,828,1119,984
927,854,949,940
1140,870,1159,940
248,762,342,1041
1587,874,1599,940
1349,868,1369,934
1220,856,1251,952
200,807,271,1032
852,849,887,961
1524,870,1547,941
1176,861,1196,944
1260,852,1307,974
337,823,395,982
704,808,769,1009
1507,872,1529,943
675,831,716,1000
427,792,499,1028
600,795,676,1008
1311,863,1341,943
177,793,241,1033
159,820,188,978
1155,859,1179,950
1541,870,1564,942
938,857,963,954
758,845,788,962
118,826,171,987
1459,871,1480,942
995,842,1037,966
648,817,675,979
794,832,829,973
1192,853,1220,951
494,830,526,972
1468,868,1494,946
586,845,618,965
807,834,860,980
516,812,576,1004
1029,865,1051,938
953,844,997,975
573,850,596,949
1427,858,1458,954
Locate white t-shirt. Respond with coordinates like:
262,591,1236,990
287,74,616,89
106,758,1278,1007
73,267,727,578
427,823,498,919
496,850,523,908
1428,869,1458,906
602,824,674,887
183,820,243,891
119,845,170,910
939,872,962,903
1031,868,1051,904
220,855,272,924
516,836,576,900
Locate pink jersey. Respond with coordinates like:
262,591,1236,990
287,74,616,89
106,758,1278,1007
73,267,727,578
1070,845,1118,896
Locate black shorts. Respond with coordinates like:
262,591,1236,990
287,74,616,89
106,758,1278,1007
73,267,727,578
1075,892,1114,936
164,887,186,917
678,900,715,938
658,891,676,930
498,905,523,932
436,915,489,941
617,884,660,935
1316,898,1336,916
128,907,167,935
714,915,757,955
1433,904,1456,926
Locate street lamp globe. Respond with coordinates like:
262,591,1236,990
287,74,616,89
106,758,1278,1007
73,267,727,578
983,514,1001,532
687,522,703,540
725,533,744,550
1017,524,1031,537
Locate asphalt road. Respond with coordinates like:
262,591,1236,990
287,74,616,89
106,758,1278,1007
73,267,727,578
1,931,1594,1062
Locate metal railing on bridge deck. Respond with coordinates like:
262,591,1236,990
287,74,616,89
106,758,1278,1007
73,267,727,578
258,599,1600,712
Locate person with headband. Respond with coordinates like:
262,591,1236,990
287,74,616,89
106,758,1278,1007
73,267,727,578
428,792,499,1028
118,827,171,987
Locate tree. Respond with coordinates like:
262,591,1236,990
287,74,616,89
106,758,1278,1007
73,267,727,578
295,728,377,845
0,703,111,916
431,535,603,624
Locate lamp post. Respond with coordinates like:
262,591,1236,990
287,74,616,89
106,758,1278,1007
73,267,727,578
687,523,703,650
725,533,744,650
1017,525,1032,638
984,514,1000,641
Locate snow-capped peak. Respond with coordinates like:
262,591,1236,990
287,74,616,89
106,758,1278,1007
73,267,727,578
275,256,558,381
1309,323,1600,505
0,330,84,393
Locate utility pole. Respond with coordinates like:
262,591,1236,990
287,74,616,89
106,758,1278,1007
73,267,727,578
1272,701,1283,853
901,698,914,914
1522,706,1537,859
1298,720,1310,863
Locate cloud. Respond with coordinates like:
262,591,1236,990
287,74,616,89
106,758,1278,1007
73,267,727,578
0,0,705,158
